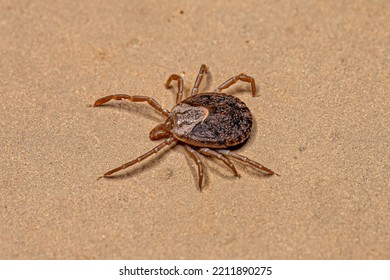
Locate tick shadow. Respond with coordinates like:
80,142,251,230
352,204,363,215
203,157,239,184
203,69,214,92
231,85,259,95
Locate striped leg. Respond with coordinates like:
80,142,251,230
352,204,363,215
93,94,170,117
191,64,207,96
184,145,204,191
217,150,278,176
214,73,257,97
197,148,240,177
98,137,177,179
165,74,184,104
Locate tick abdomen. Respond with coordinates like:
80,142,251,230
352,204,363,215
171,93,253,148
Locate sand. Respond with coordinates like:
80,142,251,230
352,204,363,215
0,0,389,259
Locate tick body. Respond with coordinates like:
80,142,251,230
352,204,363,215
94,64,277,191
170,93,252,148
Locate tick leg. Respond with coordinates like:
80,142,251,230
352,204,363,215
93,94,170,117
191,64,207,96
216,150,278,176
165,74,184,104
214,73,257,97
197,148,240,177
184,145,204,191
98,137,177,179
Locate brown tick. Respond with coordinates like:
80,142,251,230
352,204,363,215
94,64,278,191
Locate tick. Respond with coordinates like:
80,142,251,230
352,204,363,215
94,64,278,190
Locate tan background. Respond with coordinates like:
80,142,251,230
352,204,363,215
0,0,389,259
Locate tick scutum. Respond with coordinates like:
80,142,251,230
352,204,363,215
174,93,253,148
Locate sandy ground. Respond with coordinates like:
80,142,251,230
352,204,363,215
0,0,389,259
